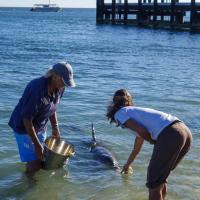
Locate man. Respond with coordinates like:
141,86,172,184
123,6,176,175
9,62,76,175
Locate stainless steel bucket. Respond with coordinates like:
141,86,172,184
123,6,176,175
43,137,75,170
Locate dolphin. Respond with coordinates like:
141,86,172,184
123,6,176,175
90,123,120,169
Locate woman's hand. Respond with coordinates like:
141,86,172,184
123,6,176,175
121,163,133,174
121,163,130,174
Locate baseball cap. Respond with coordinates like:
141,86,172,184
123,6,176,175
52,62,76,87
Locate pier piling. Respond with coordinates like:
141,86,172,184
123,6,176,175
96,0,200,31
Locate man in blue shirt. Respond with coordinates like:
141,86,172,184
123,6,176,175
9,62,76,175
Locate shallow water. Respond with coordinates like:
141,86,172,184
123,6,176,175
0,8,200,200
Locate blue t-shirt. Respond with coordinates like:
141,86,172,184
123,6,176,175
8,76,64,134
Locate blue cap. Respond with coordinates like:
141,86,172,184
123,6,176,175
52,62,76,87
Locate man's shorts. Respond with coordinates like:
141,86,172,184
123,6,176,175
14,131,46,162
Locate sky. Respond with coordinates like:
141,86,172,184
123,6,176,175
0,0,96,8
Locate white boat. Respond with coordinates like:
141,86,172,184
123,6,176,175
30,0,61,12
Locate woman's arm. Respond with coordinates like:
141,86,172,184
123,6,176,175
23,118,44,160
124,119,155,144
49,112,60,138
121,136,144,174
121,119,155,174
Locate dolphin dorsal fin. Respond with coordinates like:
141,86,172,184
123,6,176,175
92,123,96,142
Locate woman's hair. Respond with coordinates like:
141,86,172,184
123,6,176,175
106,89,133,124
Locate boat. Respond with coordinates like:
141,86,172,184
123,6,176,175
30,0,61,12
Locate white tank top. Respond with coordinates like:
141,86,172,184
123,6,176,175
114,106,179,140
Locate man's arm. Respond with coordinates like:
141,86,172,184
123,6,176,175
49,112,60,137
23,118,44,160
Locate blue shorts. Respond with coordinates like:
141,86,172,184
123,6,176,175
14,131,47,162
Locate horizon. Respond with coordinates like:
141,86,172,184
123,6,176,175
0,0,96,8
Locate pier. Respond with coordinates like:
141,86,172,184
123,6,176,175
96,0,200,31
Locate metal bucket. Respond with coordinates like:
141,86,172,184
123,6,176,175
43,137,75,170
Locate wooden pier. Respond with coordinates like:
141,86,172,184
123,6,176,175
96,0,200,31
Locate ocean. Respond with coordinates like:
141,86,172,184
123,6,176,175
0,7,199,200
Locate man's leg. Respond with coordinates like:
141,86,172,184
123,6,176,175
26,160,42,177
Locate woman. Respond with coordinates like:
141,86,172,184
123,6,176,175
106,89,192,200
9,62,76,175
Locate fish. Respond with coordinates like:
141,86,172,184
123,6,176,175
90,123,120,169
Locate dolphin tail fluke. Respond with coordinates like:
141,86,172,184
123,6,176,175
92,123,96,142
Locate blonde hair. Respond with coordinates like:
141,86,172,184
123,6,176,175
106,89,133,124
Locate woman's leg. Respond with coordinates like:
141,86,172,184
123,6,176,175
171,125,192,170
149,183,165,200
162,183,167,200
146,122,191,199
